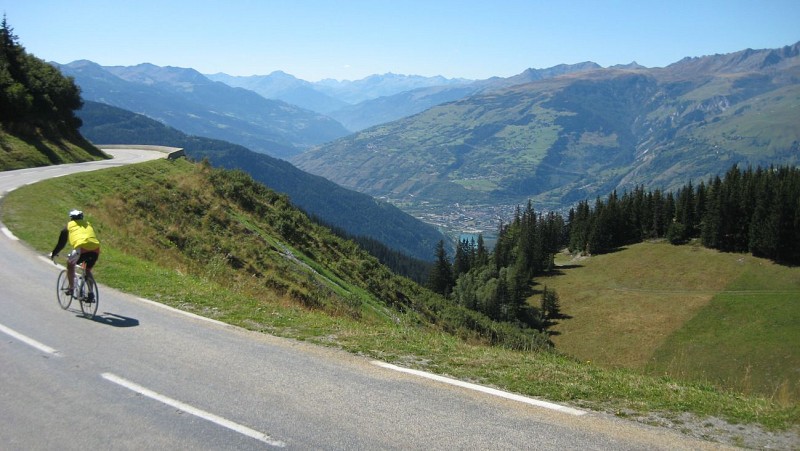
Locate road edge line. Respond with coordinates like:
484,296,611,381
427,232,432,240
372,361,586,416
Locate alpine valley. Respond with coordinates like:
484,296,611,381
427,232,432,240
58,43,799,239
291,43,800,236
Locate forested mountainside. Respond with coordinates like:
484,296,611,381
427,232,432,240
78,101,449,263
0,19,105,170
293,43,800,234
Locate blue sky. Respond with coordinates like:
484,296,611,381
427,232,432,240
2,0,798,81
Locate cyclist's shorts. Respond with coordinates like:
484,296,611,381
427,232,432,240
68,248,100,269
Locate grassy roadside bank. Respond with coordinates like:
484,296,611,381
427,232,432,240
2,159,797,445
0,128,108,170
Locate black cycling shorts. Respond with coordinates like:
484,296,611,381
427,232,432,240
74,249,100,270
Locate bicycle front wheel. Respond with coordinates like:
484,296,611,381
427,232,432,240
79,275,99,319
56,270,72,309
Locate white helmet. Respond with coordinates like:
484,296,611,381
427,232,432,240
69,209,84,220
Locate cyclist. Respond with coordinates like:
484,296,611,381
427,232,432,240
50,209,101,301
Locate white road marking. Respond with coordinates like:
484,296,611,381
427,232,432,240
136,297,228,327
102,373,285,448
1,226,19,241
372,361,586,416
0,323,60,355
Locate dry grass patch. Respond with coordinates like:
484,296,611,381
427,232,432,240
541,241,747,369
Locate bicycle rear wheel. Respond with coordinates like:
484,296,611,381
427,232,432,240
56,270,72,309
79,275,99,319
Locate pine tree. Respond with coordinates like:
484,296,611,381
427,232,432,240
453,239,473,277
540,286,561,321
0,16,83,131
475,234,489,267
702,176,723,248
427,240,454,296
749,176,780,259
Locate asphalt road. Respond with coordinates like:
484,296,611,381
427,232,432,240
0,149,728,450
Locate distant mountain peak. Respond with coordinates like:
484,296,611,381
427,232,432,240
104,63,210,87
484,61,602,89
611,61,647,70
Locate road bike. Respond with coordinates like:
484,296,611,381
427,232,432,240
56,261,99,319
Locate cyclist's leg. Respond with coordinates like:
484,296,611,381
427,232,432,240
78,249,99,297
66,250,80,292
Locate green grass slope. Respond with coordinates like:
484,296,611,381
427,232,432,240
544,241,800,404
2,159,798,440
0,127,108,170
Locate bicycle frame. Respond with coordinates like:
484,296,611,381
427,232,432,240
56,258,99,319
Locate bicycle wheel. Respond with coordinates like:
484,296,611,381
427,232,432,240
79,275,99,319
56,270,72,309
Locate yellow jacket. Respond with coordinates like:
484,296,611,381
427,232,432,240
67,219,101,251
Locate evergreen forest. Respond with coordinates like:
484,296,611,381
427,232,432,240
0,16,83,136
429,164,800,333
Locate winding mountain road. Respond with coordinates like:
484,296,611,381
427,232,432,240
0,149,725,450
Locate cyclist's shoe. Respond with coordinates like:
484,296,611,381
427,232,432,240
85,292,95,303
64,289,73,297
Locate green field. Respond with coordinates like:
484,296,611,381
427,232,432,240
544,241,800,404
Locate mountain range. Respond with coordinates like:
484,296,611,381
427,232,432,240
56,61,350,159
58,42,799,238
292,43,800,234
207,64,602,131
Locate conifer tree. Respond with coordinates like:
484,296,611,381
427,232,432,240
427,240,454,296
540,286,561,321
475,234,489,267
0,16,83,132
453,238,473,277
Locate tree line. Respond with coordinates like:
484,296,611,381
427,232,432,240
428,163,800,333
0,16,83,135
568,164,800,264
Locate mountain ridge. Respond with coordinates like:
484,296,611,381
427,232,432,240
57,60,351,159
291,42,800,235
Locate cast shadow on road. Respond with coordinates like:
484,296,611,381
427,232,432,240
73,311,139,327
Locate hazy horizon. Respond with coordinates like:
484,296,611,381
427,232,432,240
4,0,799,82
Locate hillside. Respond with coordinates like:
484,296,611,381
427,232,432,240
1,157,549,354
77,101,449,262
56,61,350,159
0,20,106,170
0,127,106,170
544,241,800,403
292,43,800,235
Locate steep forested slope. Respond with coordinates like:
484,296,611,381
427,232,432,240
0,18,105,169
78,101,449,262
